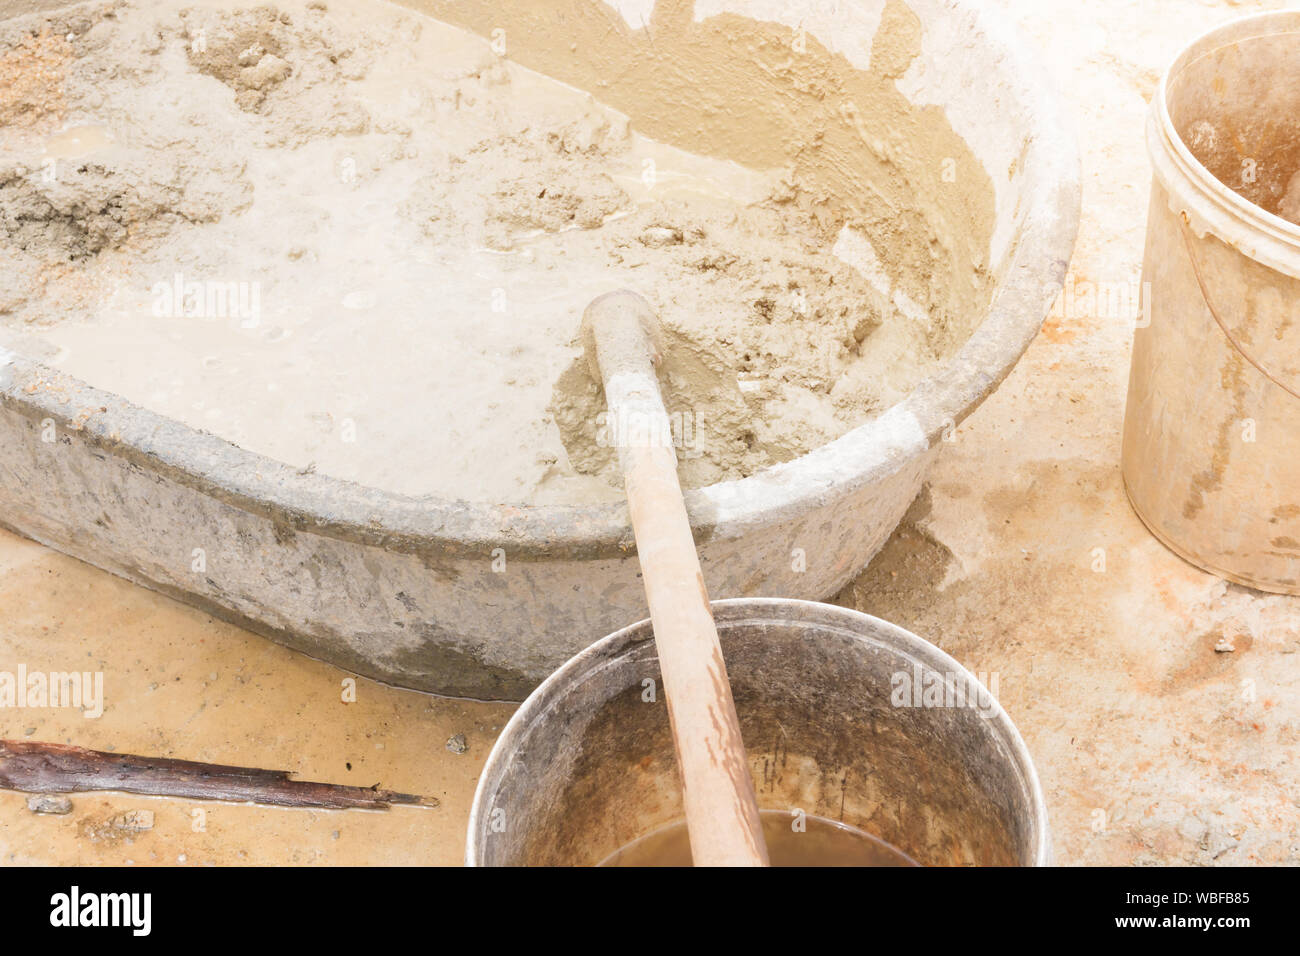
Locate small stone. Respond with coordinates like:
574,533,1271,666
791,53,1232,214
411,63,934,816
446,733,468,755
237,43,265,68
111,809,155,832
639,225,683,248
27,794,73,815
1217,618,1251,652
245,54,292,90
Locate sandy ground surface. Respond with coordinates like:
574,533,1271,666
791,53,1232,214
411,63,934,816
0,531,507,865
2,0,1299,866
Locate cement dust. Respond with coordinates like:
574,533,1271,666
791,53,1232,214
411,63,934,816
598,811,920,867
0,0,989,505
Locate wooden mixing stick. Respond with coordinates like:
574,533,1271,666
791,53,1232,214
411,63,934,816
581,290,769,867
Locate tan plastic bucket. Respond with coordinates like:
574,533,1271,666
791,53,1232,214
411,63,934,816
1123,12,1300,594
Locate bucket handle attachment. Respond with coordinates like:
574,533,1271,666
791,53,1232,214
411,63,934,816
1179,212,1300,402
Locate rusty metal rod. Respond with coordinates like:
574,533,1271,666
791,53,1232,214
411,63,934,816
0,739,434,810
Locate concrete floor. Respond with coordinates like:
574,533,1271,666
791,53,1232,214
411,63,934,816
2,0,1298,866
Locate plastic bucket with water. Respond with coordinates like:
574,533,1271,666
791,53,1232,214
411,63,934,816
1123,12,1300,594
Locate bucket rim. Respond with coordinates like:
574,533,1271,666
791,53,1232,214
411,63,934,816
1151,10,1300,276
465,597,1053,867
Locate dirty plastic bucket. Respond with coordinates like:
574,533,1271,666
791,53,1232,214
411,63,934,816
1123,12,1300,594
466,599,1050,866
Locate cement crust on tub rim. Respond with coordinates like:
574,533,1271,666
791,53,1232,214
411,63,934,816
0,0,1080,696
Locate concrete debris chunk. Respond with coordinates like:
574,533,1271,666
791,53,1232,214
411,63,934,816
26,793,73,815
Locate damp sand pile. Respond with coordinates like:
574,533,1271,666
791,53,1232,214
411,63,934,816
0,0,991,505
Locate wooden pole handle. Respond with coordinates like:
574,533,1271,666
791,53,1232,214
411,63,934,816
583,291,769,867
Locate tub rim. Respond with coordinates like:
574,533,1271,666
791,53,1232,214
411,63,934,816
0,0,1081,561
464,597,1053,867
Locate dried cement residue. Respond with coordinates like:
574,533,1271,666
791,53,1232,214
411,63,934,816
0,0,995,504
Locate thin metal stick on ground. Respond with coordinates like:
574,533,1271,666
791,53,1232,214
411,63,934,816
0,739,434,810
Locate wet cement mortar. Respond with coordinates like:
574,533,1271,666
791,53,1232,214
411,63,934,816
3,0,1300,865
0,0,987,506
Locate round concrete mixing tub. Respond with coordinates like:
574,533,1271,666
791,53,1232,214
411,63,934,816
0,0,1079,699
467,599,1050,866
